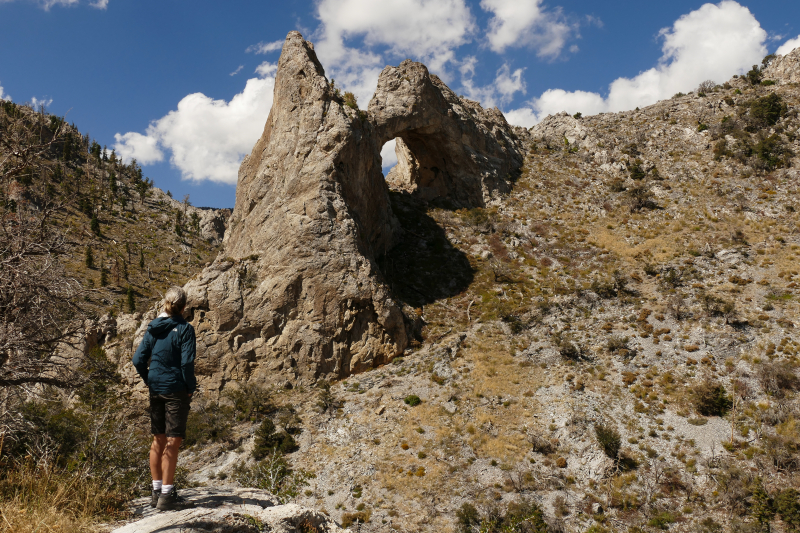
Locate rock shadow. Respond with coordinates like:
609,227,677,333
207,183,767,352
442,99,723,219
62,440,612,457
378,191,474,308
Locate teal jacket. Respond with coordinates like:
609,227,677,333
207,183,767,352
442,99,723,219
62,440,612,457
132,315,197,395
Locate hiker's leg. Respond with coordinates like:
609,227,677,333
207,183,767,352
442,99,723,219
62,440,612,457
150,434,167,480
161,436,183,485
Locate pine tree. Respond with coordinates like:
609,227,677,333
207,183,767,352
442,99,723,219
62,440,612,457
126,286,135,313
100,265,108,287
139,249,145,270
751,478,775,531
109,172,118,195
90,213,100,235
85,246,94,269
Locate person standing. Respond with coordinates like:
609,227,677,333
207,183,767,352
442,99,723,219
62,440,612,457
133,286,197,511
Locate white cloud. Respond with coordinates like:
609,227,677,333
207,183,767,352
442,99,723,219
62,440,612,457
381,139,398,170
506,1,767,126
90,0,107,9
461,63,526,108
314,0,476,104
0,82,9,102
246,40,284,54
230,65,244,76
480,0,573,58
776,35,800,56
39,0,78,9
30,96,53,108
255,61,277,78
114,75,275,184
113,132,163,165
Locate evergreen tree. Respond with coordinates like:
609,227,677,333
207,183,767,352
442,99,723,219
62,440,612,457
126,286,135,313
90,213,100,235
750,478,775,531
139,249,144,270
100,265,108,287
85,246,94,269
109,172,118,195
122,259,128,281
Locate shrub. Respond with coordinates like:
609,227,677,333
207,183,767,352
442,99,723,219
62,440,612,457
757,361,800,398
746,64,763,85
233,452,313,504
753,133,793,170
648,511,676,529
224,382,273,422
343,91,358,110
775,488,800,531
185,401,234,446
692,380,731,416
456,503,480,533
607,336,630,356
455,500,548,533
595,423,621,460
253,418,298,459
748,93,788,127
342,511,371,528
404,394,422,406
697,80,716,94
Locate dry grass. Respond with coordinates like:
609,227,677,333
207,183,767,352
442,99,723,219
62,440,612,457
0,461,129,533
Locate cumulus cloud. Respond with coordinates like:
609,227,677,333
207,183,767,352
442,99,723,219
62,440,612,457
314,0,476,104
114,75,275,184
255,61,277,78
461,63,526,107
0,82,9,102
30,96,53,109
113,132,163,165
480,0,573,58
505,1,768,127
0,0,106,9
246,40,284,54
776,35,800,56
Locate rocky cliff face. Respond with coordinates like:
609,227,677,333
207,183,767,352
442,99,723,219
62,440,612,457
764,46,800,84
181,31,524,389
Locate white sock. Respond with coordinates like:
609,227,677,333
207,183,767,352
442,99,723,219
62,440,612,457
161,484,174,495
152,480,162,492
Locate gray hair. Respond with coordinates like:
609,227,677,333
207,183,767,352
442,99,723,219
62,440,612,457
164,286,187,316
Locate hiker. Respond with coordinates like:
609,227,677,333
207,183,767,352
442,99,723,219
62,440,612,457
132,286,197,511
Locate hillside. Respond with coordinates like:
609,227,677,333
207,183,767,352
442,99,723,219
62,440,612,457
171,52,800,532
4,40,800,533
0,99,229,317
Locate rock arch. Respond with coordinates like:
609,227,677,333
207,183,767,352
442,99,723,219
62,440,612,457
181,32,527,390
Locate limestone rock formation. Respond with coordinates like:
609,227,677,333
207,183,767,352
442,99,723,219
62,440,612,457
371,59,527,206
764,46,800,85
112,488,346,533
179,31,525,389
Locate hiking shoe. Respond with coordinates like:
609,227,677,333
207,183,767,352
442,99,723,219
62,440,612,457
156,487,195,511
151,489,160,508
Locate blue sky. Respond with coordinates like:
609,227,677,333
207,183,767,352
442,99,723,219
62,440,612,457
1,0,799,208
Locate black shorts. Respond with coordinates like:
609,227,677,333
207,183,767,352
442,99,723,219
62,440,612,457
149,391,191,438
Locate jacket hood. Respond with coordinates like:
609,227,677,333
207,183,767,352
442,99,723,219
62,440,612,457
148,316,184,336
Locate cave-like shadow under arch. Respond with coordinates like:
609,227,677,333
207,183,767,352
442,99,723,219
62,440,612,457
377,190,474,309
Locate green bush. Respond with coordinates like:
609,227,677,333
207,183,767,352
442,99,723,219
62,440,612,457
692,380,731,416
595,423,621,460
404,395,422,406
253,418,298,459
184,401,234,446
748,93,788,127
454,500,548,533
343,91,358,110
775,488,800,531
233,452,313,504
648,511,676,529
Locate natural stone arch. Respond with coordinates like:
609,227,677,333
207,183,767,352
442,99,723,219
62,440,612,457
179,32,528,392
370,59,524,207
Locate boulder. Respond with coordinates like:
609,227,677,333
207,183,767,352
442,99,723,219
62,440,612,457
111,488,346,533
